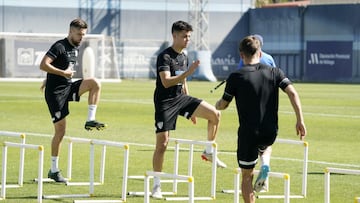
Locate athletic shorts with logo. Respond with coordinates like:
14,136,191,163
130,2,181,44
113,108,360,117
154,94,202,133
45,80,82,123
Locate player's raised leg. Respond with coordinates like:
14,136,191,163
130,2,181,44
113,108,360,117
254,146,271,192
192,101,227,168
79,78,107,131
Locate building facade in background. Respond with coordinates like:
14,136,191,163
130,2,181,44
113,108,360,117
0,0,359,82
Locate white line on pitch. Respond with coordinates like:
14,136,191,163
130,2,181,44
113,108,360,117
1,94,359,119
280,110,360,119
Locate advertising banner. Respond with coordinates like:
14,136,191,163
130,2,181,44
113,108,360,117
3,36,108,78
14,40,50,77
306,41,352,81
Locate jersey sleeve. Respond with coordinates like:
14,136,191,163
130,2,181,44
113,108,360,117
276,68,292,91
46,42,64,60
157,53,171,72
222,74,236,102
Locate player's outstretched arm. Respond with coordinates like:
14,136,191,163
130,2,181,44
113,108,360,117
284,84,307,140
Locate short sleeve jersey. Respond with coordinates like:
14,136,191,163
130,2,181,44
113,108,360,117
223,63,291,132
154,47,188,102
45,38,78,89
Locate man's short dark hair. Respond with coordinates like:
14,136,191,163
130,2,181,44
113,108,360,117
171,21,193,34
70,18,88,29
239,35,261,57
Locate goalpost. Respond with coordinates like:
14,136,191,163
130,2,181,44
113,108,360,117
0,32,120,81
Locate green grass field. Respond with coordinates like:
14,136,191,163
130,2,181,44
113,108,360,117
0,80,359,203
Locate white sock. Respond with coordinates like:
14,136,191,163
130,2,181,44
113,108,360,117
87,104,97,121
261,154,270,166
153,176,161,187
51,156,59,173
260,147,271,167
205,145,213,154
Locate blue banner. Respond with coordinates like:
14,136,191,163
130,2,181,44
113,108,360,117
306,41,352,81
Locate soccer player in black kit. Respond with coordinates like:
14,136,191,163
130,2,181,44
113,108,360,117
40,18,106,182
215,35,306,203
151,20,226,199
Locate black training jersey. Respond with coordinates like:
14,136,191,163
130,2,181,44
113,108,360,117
223,63,291,131
45,38,78,89
154,47,188,102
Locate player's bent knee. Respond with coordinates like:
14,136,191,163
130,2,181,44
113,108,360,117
93,77,101,87
216,110,221,120
88,77,101,90
212,110,221,124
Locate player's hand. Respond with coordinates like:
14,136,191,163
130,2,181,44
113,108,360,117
296,121,306,140
40,79,46,92
190,116,197,124
63,68,76,78
188,60,200,75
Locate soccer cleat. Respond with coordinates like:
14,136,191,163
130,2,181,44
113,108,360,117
201,150,227,168
48,169,67,183
254,165,270,192
84,120,107,131
258,178,269,192
151,184,163,199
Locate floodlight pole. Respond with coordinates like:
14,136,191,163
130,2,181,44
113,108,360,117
188,0,210,51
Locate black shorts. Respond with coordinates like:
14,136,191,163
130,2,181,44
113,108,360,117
237,127,277,169
45,80,82,123
154,94,202,133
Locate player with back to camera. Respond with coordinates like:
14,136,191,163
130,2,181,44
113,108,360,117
40,18,107,183
152,20,227,199
238,34,277,191
215,35,306,203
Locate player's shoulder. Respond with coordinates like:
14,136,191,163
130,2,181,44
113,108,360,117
52,38,67,50
258,63,273,70
53,38,67,45
160,47,173,55
158,47,171,57
259,64,284,76
158,47,178,61
228,69,245,80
